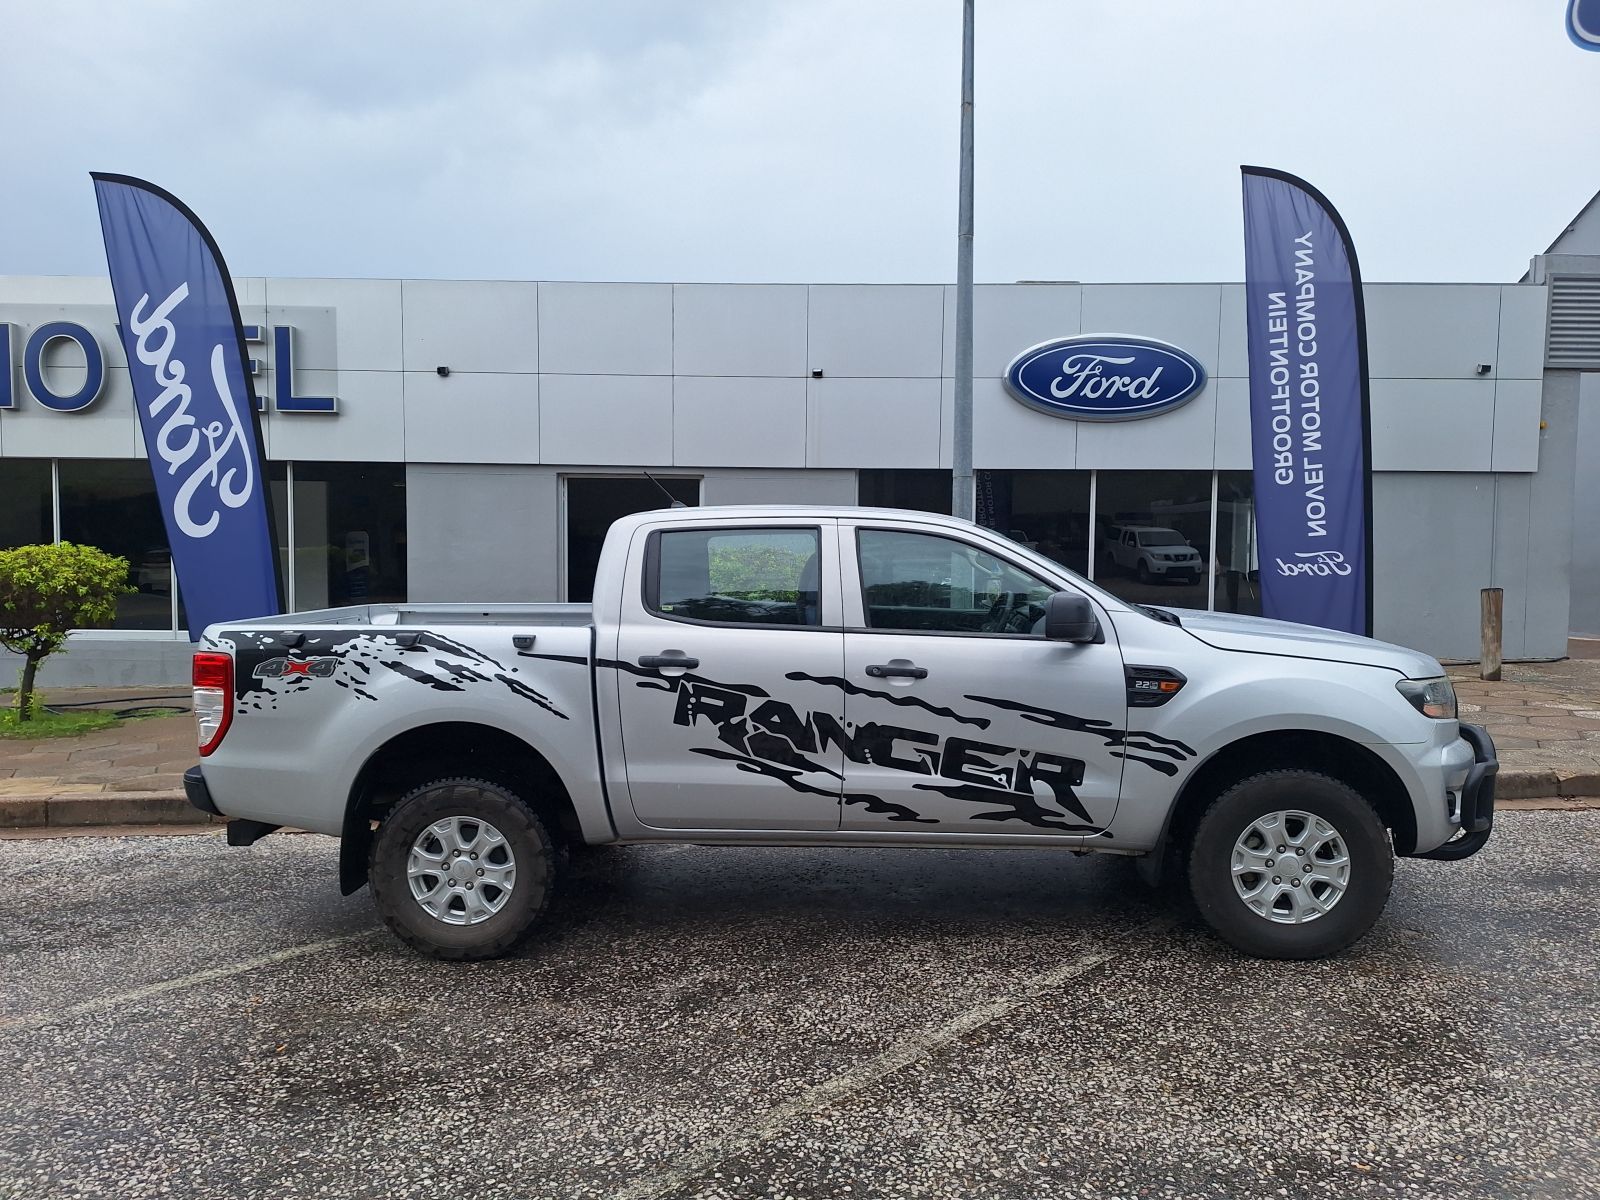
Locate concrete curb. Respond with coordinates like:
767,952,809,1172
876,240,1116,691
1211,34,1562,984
0,792,220,829
1496,770,1600,800
3,768,1600,829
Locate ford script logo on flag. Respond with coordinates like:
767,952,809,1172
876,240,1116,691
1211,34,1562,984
92,173,281,639
1002,335,1208,421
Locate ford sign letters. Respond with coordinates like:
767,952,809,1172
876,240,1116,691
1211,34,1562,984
1003,335,1207,421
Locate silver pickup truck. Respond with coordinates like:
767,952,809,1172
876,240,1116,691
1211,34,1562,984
185,505,1497,962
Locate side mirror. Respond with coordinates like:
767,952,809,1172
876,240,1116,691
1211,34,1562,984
1044,591,1099,643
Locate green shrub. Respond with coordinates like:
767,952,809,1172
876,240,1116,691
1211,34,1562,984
0,542,134,722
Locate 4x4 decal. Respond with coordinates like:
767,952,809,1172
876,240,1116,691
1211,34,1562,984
252,655,339,679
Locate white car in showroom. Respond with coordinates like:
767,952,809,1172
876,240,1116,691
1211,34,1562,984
1103,524,1205,585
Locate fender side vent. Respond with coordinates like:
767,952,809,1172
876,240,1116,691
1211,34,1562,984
1126,665,1187,708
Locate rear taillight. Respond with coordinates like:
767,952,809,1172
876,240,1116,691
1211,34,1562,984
193,652,234,756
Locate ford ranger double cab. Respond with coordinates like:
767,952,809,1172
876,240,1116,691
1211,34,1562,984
185,506,1496,961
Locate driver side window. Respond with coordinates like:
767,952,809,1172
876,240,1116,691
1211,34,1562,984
856,529,1057,635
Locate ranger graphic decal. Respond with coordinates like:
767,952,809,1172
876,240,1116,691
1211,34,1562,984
965,695,1198,777
522,651,1195,833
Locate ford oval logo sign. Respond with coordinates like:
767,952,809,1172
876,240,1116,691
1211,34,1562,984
1003,334,1208,421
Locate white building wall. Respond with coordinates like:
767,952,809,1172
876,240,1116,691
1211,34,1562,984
0,275,1550,474
1573,372,1600,637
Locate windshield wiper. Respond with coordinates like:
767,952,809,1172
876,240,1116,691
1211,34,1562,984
1136,604,1182,626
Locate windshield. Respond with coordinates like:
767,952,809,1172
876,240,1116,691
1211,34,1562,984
1138,531,1186,547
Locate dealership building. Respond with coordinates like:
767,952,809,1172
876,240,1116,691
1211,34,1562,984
3,201,1599,685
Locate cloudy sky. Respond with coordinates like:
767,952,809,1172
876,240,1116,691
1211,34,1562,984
3,1,1597,285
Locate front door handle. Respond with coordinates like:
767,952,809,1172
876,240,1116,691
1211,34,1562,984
639,652,700,670
865,663,928,679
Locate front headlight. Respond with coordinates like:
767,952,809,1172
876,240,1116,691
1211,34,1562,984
1396,677,1457,720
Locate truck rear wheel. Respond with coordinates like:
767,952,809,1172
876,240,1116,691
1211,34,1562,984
1188,769,1393,959
369,776,555,961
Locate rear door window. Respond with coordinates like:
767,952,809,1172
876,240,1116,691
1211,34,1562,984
647,527,822,627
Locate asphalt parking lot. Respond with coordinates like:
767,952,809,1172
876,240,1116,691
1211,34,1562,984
2,813,1598,1200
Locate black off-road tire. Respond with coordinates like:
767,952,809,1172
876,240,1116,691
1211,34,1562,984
1188,769,1393,960
369,776,556,961
1136,560,1153,584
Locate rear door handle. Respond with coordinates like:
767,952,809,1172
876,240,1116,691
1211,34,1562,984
639,652,700,670
865,663,928,679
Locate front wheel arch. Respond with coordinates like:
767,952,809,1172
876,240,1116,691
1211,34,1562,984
1148,730,1416,886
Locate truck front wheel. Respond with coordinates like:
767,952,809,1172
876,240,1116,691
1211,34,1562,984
1188,770,1393,959
369,776,556,960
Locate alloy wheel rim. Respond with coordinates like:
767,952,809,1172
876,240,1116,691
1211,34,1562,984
407,814,516,926
1230,809,1350,924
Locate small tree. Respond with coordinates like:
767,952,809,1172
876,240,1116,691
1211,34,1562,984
0,543,134,722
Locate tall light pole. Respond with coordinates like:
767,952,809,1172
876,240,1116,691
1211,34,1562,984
951,0,975,521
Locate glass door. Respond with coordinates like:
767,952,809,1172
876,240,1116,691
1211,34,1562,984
563,475,700,602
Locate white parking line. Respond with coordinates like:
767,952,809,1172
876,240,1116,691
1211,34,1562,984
613,919,1173,1200
0,929,379,1035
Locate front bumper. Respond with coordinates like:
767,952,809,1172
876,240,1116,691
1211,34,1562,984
1416,723,1497,861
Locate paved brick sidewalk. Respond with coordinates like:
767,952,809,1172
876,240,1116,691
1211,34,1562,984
1450,655,1600,797
5,658,1600,827
0,690,204,827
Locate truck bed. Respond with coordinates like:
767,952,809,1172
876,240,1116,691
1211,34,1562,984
232,602,595,628
197,606,602,837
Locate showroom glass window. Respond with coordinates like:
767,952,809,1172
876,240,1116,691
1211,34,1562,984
263,462,290,615
567,476,699,603
57,460,172,629
859,469,953,516
976,469,1092,573
1093,471,1213,610
9,458,405,632
1215,471,1261,615
0,459,52,550
289,463,407,608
